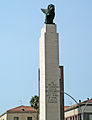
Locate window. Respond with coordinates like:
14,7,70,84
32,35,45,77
89,114,92,120
14,117,19,120
70,117,72,120
78,114,81,120
84,113,89,120
27,117,32,120
72,116,74,120
75,116,77,120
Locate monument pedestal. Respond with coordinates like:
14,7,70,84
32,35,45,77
39,24,61,120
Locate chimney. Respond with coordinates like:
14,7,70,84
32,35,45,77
87,98,89,100
79,100,81,103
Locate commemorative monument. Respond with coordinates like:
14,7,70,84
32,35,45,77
39,4,64,120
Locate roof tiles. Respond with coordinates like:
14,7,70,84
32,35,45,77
7,105,36,112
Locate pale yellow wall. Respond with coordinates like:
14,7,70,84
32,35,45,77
8,112,37,120
0,112,37,120
65,108,78,118
0,113,7,120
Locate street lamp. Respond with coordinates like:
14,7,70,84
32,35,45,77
81,98,90,120
63,91,90,120
62,91,82,120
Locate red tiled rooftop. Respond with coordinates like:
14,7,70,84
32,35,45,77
82,99,92,103
64,99,92,111
64,106,70,109
7,105,36,112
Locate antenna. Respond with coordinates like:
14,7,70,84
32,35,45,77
18,100,23,105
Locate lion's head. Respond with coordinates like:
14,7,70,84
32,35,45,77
48,4,55,13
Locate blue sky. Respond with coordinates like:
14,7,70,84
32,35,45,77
0,0,92,114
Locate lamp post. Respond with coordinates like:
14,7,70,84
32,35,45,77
81,98,90,120
63,91,81,120
63,91,90,120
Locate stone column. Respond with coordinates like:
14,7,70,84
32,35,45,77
59,66,64,120
39,24,60,120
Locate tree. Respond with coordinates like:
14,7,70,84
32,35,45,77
30,95,39,110
30,95,39,120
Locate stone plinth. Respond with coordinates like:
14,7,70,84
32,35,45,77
39,24,60,120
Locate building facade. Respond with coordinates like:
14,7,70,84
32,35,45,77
0,105,37,120
65,99,92,120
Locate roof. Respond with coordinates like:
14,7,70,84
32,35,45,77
7,105,36,112
82,99,92,103
64,106,70,108
64,106,70,111
64,98,92,112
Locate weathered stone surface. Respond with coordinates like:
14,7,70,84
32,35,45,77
39,24,60,120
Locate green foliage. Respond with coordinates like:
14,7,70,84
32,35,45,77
30,95,39,110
